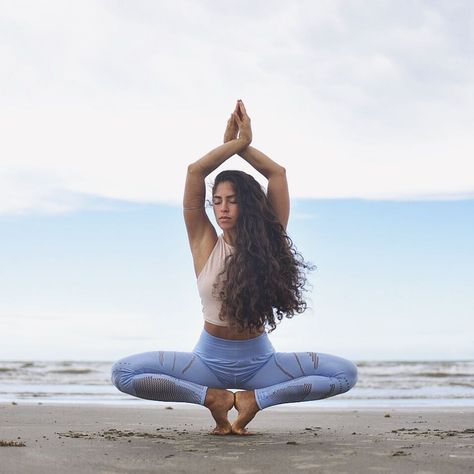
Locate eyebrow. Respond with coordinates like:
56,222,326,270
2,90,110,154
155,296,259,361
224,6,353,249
212,194,237,198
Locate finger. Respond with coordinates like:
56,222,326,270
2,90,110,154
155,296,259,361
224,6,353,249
236,105,243,120
233,112,242,125
236,100,244,116
237,103,246,121
238,100,249,117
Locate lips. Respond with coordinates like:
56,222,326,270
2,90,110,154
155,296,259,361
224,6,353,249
220,217,231,221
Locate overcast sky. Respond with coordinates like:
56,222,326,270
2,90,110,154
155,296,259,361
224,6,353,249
0,1,473,361
1,0,473,213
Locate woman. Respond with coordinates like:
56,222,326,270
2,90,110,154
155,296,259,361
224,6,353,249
111,100,358,435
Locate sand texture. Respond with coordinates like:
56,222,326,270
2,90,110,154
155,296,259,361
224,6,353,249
1,404,473,473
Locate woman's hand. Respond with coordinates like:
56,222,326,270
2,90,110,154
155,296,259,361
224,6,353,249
223,102,239,143
233,100,252,146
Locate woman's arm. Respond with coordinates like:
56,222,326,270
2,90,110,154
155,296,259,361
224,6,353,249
184,137,251,209
240,146,289,230
188,138,250,179
230,101,290,230
183,135,251,255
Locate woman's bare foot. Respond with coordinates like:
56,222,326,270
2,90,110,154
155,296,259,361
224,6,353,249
232,390,260,435
204,388,235,435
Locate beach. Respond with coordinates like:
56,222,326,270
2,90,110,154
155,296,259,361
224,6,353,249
1,404,473,473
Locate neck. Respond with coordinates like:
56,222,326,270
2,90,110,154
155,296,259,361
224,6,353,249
223,230,236,246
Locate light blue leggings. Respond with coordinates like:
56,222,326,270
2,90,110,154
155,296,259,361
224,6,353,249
111,328,358,410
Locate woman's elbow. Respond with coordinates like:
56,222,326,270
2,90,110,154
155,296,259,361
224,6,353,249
275,166,286,176
187,163,203,175
269,166,286,179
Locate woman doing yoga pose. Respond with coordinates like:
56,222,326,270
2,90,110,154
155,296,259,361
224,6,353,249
111,100,358,435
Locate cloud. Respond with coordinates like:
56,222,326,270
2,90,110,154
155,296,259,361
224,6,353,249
0,0,473,214
0,168,87,215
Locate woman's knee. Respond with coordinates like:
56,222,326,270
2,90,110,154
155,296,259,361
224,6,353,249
340,358,358,392
111,354,148,394
111,358,133,393
317,352,358,391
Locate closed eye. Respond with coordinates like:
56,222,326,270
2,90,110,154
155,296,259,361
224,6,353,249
212,198,238,205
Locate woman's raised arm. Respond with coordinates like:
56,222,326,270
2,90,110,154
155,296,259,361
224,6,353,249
230,101,290,230
240,146,289,230
183,135,251,254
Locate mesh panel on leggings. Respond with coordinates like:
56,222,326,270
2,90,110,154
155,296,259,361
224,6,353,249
133,376,202,404
261,382,312,407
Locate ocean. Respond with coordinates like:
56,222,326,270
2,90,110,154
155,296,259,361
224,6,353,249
1,359,473,408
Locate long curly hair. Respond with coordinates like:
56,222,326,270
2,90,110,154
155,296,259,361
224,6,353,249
210,170,315,333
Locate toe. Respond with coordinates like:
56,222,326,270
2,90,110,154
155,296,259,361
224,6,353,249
231,426,251,436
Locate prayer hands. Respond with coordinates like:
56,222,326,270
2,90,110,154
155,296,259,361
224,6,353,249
223,100,252,146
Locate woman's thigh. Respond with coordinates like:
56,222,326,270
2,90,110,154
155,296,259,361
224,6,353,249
240,351,358,390
111,350,226,389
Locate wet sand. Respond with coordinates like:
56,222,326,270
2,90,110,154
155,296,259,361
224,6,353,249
1,403,473,473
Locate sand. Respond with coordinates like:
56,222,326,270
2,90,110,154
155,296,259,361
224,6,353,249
1,403,473,473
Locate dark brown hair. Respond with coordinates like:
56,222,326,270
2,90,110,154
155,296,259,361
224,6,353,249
210,170,315,333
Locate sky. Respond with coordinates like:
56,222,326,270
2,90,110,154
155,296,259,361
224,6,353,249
0,0,473,361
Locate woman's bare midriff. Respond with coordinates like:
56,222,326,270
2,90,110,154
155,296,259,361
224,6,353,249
204,321,265,340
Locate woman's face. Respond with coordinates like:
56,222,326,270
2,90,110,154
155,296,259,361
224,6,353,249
212,181,239,230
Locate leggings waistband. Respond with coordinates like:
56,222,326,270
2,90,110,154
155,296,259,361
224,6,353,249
193,328,274,359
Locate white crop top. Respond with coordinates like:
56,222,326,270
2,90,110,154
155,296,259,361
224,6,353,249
196,234,233,327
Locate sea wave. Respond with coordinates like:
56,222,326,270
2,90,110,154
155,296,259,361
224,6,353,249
1,359,473,406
